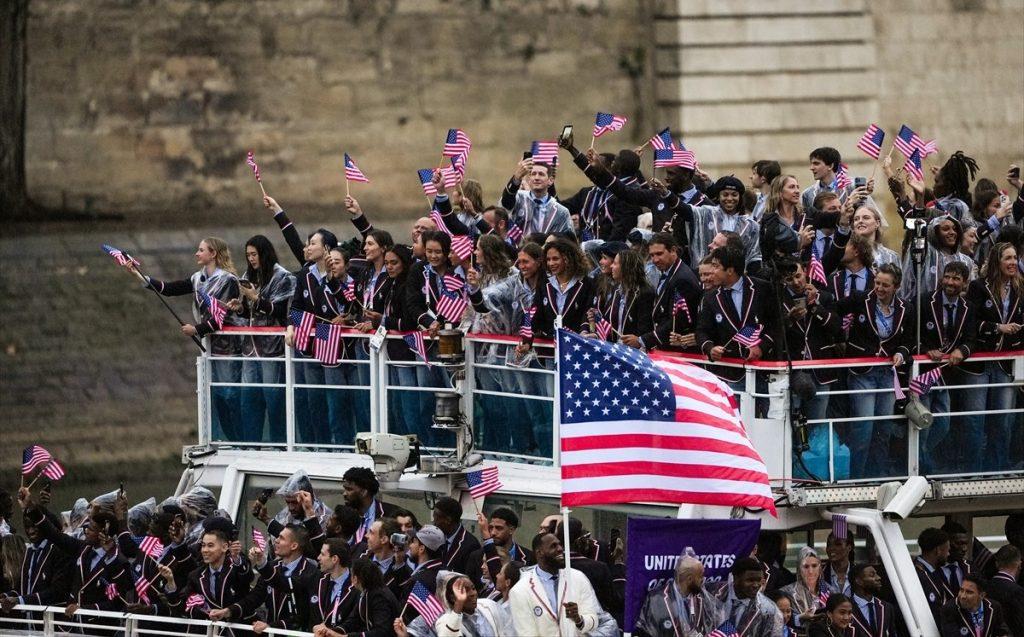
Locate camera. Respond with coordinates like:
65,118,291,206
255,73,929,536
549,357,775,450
355,433,420,488
878,476,929,519
390,532,409,549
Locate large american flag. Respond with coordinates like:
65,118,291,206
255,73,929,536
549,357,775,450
894,124,924,158
407,581,445,625
101,244,140,267
443,128,472,157
22,445,51,475
530,140,559,165
557,330,774,512
904,149,924,181
344,153,370,183
197,291,227,329
314,321,343,364
245,151,262,182
649,127,673,151
139,535,164,559
592,112,627,138
464,466,503,499
418,169,438,196
41,459,65,481
289,308,316,351
435,273,468,323
856,124,885,159
428,210,474,261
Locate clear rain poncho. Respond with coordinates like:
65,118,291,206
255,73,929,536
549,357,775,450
273,469,330,525
127,497,157,537
65,498,90,538
178,486,218,545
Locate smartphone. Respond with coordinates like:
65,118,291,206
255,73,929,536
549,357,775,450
1000,192,1010,206
793,296,807,311
257,488,274,505
522,151,531,160
1010,166,1020,179
239,280,254,289
854,177,866,189
560,124,573,141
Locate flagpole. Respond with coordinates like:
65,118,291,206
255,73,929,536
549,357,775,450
589,134,595,151
257,181,267,197
345,178,350,198
127,265,206,353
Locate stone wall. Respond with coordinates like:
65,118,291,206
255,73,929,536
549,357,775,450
655,0,1023,197
24,0,656,219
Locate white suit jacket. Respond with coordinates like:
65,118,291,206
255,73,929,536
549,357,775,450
508,565,601,636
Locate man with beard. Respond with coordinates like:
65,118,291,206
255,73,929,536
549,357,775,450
509,533,601,636
849,563,896,637
708,557,784,637
342,467,400,552
634,551,722,636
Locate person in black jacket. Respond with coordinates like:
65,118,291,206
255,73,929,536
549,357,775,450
18,489,132,629
0,508,72,611
523,238,596,344
311,539,358,634
939,575,1008,637
807,593,856,637
465,508,534,598
986,546,1024,637
431,498,480,576
364,518,412,603
334,558,400,637
400,525,446,624
557,517,622,628
640,233,702,353
561,149,644,241
848,563,897,637
589,248,654,346
247,523,321,633
696,246,778,388
836,263,912,480
914,261,975,474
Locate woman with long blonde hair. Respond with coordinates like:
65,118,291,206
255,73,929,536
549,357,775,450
765,175,808,232
128,236,243,440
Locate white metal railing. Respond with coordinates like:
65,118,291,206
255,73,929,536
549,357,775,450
1,604,311,636
199,327,1024,487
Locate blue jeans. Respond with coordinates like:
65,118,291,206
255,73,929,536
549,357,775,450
917,387,950,474
324,363,360,446
240,359,285,442
293,354,327,446
792,378,844,480
846,366,900,479
389,364,446,448
515,357,554,458
959,363,1014,472
210,358,241,441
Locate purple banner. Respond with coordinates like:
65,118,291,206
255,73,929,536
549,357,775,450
624,517,761,632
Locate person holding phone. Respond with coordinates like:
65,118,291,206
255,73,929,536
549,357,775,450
500,154,572,236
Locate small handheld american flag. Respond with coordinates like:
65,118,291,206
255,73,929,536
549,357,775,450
314,322,343,365
592,112,627,138
672,292,691,322
428,210,474,261
443,128,472,157
435,274,468,323
22,445,51,475
808,253,827,285
834,163,852,190
856,124,885,160
197,291,227,330
41,459,65,481
920,138,938,158
520,306,537,339
530,140,559,165
134,576,151,604
408,581,445,625
342,280,357,303
105,582,119,601
101,244,140,268
506,221,524,244
418,169,439,196
439,163,462,189
139,535,164,559
818,589,831,606
653,145,696,170
251,528,267,552
464,466,503,499
894,124,924,158
185,593,205,611
289,308,316,351
344,153,370,183
403,332,433,367
733,325,762,348
649,127,673,150
904,149,924,181
832,514,848,540
245,151,261,182
709,621,740,637
592,310,612,340
910,366,944,397
892,366,906,400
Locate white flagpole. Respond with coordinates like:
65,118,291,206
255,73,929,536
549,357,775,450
554,329,573,628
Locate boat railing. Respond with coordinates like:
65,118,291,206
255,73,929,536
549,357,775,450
197,327,1024,487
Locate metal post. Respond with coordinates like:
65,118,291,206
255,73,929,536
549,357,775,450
196,355,209,445
368,335,380,434
464,336,476,446
284,343,295,452
552,340,562,468
379,336,390,434
907,358,921,476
